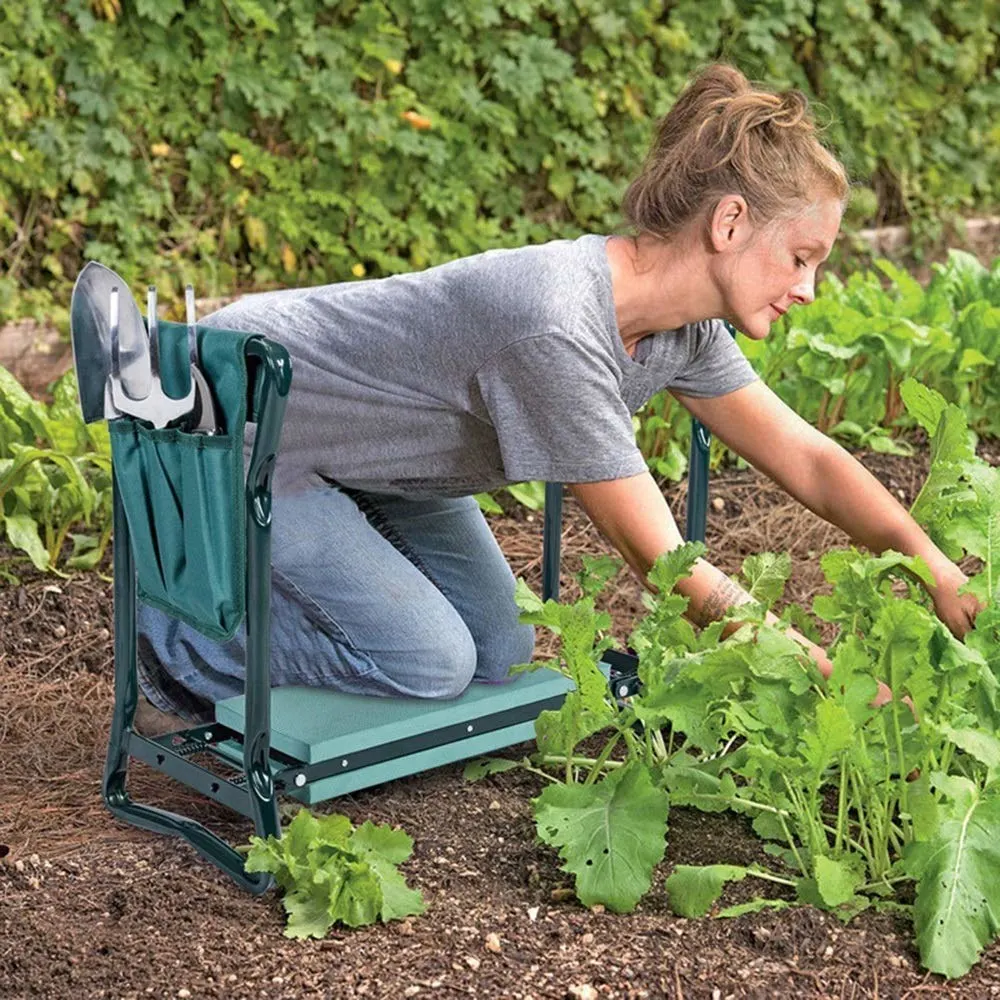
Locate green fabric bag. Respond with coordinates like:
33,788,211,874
109,320,256,641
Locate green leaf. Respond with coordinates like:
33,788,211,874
741,552,791,607
813,854,865,908
717,898,792,918
646,542,705,596
576,554,621,599
350,822,425,922
316,858,383,929
474,492,504,514
533,763,668,912
797,699,854,777
513,578,545,616
506,480,546,510
939,725,1000,771
283,886,335,940
463,757,522,781
3,513,50,570
904,788,1000,978
665,864,749,917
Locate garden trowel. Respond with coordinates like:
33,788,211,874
70,262,218,432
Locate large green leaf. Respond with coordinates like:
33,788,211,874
350,821,426,922
904,785,1000,978
665,864,749,917
533,762,668,912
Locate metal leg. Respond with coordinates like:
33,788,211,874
542,482,563,601
685,420,712,543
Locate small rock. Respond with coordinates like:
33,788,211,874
404,987,421,998
465,956,481,971
589,904,605,915
398,918,416,935
568,986,598,1000
527,906,539,922
581,932,594,945
178,991,191,999
551,887,575,902
53,624,67,639
488,800,502,811
711,496,725,511
823,945,834,959
712,990,722,1000
484,932,502,953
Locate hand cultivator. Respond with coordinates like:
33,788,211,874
69,263,713,892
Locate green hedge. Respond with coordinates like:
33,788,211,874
2,0,999,322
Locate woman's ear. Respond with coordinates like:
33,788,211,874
709,195,752,253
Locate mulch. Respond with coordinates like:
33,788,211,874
4,446,1000,1000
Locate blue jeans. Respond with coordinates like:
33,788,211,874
137,485,536,721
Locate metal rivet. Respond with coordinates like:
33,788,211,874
294,773,306,788
618,685,629,698
466,724,474,733
341,759,349,768
203,731,213,742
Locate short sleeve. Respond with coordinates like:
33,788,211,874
474,333,647,484
667,320,759,398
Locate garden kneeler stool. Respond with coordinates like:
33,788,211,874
102,321,715,894
100,320,582,893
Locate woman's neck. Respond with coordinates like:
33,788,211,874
606,231,723,354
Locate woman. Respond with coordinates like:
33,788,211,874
137,64,981,724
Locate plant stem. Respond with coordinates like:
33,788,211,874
747,867,799,888
583,734,622,786
539,754,623,772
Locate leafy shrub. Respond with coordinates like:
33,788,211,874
2,0,999,323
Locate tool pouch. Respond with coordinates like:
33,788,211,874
109,320,255,641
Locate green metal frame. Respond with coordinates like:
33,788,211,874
102,336,291,895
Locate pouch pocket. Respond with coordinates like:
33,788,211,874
110,422,245,641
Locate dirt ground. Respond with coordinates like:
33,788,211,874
5,445,1000,1000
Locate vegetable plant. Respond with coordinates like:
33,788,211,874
481,377,1000,979
0,366,112,574
244,808,425,939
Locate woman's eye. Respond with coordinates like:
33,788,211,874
794,256,807,268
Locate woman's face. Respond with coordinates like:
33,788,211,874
719,196,843,340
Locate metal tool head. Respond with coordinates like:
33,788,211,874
106,282,196,429
70,262,152,422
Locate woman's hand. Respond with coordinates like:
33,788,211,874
787,627,901,711
929,567,985,639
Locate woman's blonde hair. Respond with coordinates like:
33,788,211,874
622,64,848,238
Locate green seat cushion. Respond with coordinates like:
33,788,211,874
214,667,573,765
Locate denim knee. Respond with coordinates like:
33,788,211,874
401,623,477,699
474,621,537,683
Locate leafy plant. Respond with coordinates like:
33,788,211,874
485,378,1000,978
4,1,1000,325
0,366,111,573
244,808,425,939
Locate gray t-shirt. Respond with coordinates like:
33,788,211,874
204,234,757,497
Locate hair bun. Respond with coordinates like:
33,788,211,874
622,63,848,239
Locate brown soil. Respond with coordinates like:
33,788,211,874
3,450,1000,1000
